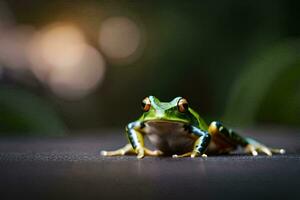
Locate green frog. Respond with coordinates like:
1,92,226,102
101,96,285,159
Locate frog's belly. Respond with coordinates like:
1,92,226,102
143,121,195,155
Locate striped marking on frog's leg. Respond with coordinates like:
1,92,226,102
208,121,247,146
208,121,247,154
125,121,147,159
101,121,145,159
173,125,210,158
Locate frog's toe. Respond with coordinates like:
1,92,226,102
137,155,144,159
172,151,207,158
154,150,164,156
271,148,286,154
144,148,163,156
137,152,145,159
172,152,192,158
245,143,285,156
100,149,126,156
136,148,145,159
190,151,199,158
279,149,286,154
101,150,108,156
245,144,258,156
101,144,134,157
251,150,258,156
259,147,272,156
191,153,196,158
191,152,207,158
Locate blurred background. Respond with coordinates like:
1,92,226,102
0,0,299,136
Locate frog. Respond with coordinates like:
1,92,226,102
101,96,285,159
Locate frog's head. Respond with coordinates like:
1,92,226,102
140,96,198,125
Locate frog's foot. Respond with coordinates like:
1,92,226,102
101,144,163,159
244,140,285,156
101,144,134,157
135,147,164,159
172,151,207,158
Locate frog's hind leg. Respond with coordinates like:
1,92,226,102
208,121,285,156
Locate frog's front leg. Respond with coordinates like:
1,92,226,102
101,121,163,159
173,125,211,158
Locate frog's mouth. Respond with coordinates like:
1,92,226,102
144,119,187,126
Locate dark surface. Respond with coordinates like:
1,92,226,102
0,128,300,200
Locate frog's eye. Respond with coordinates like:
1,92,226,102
141,97,151,112
177,98,189,112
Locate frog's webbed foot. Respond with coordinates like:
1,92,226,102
244,139,285,156
172,151,207,158
101,144,163,159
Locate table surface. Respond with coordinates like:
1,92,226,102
0,128,299,200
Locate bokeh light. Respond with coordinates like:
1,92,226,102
49,44,105,99
98,17,142,62
39,24,86,68
28,23,106,99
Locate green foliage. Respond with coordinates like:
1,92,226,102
224,41,300,126
0,86,66,135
